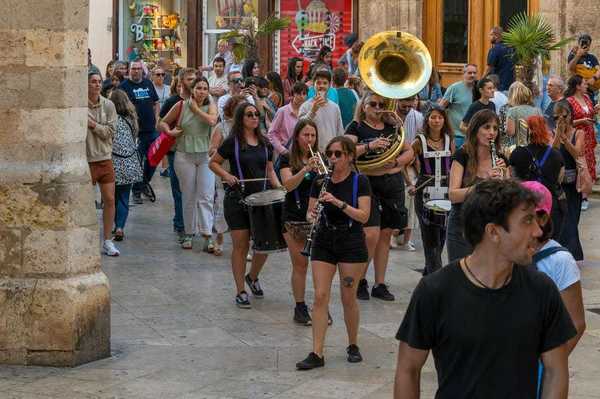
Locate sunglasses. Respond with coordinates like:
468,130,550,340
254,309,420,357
368,101,385,109
154,73,165,76
325,150,346,158
553,114,568,120
231,78,243,84
245,111,260,118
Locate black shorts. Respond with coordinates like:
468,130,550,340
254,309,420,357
310,225,368,264
364,172,407,229
224,192,250,230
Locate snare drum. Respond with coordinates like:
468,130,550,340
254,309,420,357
244,189,288,253
423,199,451,228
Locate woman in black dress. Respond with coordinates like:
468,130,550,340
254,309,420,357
279,119,321,325
554,101,585,260
209,102,282,309
296,136,371,370
447,109,509,262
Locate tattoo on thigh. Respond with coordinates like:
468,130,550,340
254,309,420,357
343,276,354,288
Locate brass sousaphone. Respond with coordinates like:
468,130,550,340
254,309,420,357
356,31,432,172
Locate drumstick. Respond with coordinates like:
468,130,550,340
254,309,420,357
238,177,269,183
410,176,435,195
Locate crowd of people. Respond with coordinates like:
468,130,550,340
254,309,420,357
85,28,595,397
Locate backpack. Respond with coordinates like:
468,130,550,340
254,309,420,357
527,246,570,272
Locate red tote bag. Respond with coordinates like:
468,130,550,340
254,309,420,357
147,101,183,167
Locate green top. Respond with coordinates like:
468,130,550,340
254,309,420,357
506,104,541,123
176,100,212,153
442,81,473,138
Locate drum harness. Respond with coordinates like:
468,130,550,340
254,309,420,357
418,134,451,201
234,136,268,197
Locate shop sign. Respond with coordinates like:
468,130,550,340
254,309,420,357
279,0,352,75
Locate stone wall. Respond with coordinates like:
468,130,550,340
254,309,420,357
0,0,111,366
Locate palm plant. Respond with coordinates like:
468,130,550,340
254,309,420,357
502,13,572,90
220,15,291,63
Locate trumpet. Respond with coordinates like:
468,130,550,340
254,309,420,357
308,145,328,176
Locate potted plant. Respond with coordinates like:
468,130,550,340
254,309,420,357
502,13,572,93
220,15,291,63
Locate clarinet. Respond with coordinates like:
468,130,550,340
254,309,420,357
490,140,498,169
301,167,332,257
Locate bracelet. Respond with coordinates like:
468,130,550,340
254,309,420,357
339,201,348,210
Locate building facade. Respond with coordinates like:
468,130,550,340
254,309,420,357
90,0,600,82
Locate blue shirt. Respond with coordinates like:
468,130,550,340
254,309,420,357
307,87,339,104
120,79,159,133
487,43,515,91
442,81,473,138
336,87,359,128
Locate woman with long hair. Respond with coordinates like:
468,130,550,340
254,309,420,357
460,77,496,132
509,115,566,239
109,89,143,241
410,105,455,275
242,58,261,79
553,101,585,260
308,46,333,79
564,74,598,210
280,119,321,325
296,136,371,370
209,102,282,308
345,92,414,301
283,57,304,104
159,77,218,251
417,66,443,113
266,71,285,109
447,109,509,262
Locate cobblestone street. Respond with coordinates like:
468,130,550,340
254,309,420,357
2,178,600,398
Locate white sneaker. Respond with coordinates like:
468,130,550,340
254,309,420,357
103,240,120,256
581,199,589,211
399,241,416,252
390,236,399,249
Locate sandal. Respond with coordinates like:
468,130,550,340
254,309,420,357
113,229,124,242
213,243,223,256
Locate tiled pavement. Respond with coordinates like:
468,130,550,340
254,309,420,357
2,178,600,398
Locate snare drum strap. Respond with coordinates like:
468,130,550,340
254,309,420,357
235,137,268,192
418,134,451,189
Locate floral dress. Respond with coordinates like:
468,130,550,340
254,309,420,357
567,95,597,181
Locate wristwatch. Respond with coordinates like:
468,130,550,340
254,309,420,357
339,201,348,210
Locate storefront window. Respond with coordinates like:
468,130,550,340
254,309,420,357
442,0,468,64
122,0,187,66
203,0,257,66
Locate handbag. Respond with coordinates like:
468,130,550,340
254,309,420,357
147,101,184,167
576,156,593,195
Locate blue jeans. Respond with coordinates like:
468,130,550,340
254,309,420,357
115,184,132,229
133,130,159,195
168,151,184,232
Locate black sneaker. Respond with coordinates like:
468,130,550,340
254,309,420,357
328,312,333,326
294,304,312,326
296,352,324,370
235,291,251,309
245,274,264,298
371,283,395,301
132,193,143,205
346,344,363,363
357,279,370,300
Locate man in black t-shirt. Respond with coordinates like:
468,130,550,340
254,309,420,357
120,60,160,203
394,179,576,399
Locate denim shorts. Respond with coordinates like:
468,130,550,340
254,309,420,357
310,226,368,264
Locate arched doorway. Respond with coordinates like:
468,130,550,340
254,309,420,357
422,0,539,86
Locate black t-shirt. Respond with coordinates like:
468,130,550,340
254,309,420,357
309,172,371,230
119,79,159,133
452,147,507,188
396,261,576,399
279,154,317,221
509,144,564,194
217,135,273,195
345,121,395,161
462,100,496,125
160,94,183,118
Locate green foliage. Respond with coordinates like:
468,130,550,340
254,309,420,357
219,15,290,61
502,13,573,67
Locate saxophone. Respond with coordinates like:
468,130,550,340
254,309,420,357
301,167,332,257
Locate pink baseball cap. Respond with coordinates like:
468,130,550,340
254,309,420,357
521,181,552,215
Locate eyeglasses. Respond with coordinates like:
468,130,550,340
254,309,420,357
154,73,165,76
245,111,260,118
231,78,243,84
325,150,345,158
368,101,385,109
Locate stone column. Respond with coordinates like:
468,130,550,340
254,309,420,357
0,0,111,366
359,0,423,41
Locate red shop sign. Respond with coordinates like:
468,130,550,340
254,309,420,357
279,0,353,76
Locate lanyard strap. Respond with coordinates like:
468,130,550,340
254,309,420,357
234,136,268,192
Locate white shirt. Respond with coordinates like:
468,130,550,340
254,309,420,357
153,84,171,107
403,108,424,143
491,91,508,116
217,93,255,123
536,240,581,291
299,99,344,151
208,73,228,102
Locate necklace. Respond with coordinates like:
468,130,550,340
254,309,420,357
463,257,512,290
